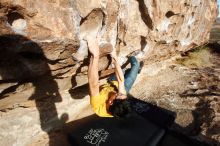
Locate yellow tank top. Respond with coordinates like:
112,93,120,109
90,81,119,117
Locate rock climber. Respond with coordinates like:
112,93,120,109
87,35,142,117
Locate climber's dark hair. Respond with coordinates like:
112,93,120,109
109,99,132,118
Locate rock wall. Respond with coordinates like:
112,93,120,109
0,0,219,146
0,0,218,81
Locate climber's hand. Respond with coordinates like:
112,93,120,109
87,35,100,57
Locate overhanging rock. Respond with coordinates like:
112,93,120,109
0,0,218,80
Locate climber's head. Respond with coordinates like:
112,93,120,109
107,92,132,118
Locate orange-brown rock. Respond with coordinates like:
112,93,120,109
0,0,219,146
0,0,218,80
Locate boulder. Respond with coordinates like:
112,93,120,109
0,0,218,80
0,0,218,146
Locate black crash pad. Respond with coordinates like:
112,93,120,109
129,97,176,127
68,113,165,146
68,98,208,146
68,98,176,146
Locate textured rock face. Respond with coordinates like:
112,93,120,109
0,0,219,146
210,17,220,43
0,0,218,80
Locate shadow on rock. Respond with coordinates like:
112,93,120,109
68,58,90,99
171,98,219,146
0,34,69,146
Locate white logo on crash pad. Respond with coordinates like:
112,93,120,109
84,129,109,146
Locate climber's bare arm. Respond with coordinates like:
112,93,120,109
87,37,100,97
111,49,126,96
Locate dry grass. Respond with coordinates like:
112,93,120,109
176,45,213,68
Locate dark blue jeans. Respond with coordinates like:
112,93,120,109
108,56,140,93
